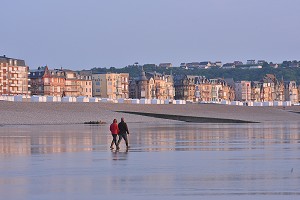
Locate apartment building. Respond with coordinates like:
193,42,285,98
235,81,251,101
64,70,79,97
284,81,299,104
147,72,174,100
92,73,129,99
29,67,92,97
130,69,174,100
78,71,92,97
30,66,66,97
43,68,66,97
29,66,47,95
0,55,30,95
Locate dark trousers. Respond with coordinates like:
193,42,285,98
110,134,118,147
117,133,129,147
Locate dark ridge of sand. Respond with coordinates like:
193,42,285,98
117,111,258,123
290,111,300,114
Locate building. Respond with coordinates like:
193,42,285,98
29,67,91,97
180,63,188,69
92,73,102,97
93,73,129,99
158,63,172,68
251,81,262,101
210,78,235,102
186,62,200,69
174,75,201,101
0,55,30,96
174,75,235,102
199,79,212,102
246,60,256,65
249,65,262,69
257,60,266,65
64,70,79,97
130,68,174,100
235,81,251,101
215,61,222,67
43,68,66,97
147,71,174,100
199,61,212,69
222,63,235,69
220,80,235,101
261,74,277,101
284,81,298,104
78,71,92,97
29,66,47,95
234,61,243,66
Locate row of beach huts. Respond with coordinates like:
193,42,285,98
0,95,294,106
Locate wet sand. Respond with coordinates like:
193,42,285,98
1,123,300,199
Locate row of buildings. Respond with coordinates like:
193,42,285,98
157,59,299,69
1,55,300,104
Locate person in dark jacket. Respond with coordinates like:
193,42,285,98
117,117,130,149
110,119,119,150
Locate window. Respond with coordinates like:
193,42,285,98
96,81,100,85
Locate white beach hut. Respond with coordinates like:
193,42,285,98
77,96,89,102
89,97,99,102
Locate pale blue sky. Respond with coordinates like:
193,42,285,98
1,0,300,70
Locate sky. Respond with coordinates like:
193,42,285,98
1,0,300,70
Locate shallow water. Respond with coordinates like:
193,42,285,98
0,122,300,200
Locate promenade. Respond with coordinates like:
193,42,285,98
0,101,299,125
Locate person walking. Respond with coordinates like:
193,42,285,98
117,117,130,149
110,119,119,150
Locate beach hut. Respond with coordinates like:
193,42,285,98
62,96,73,102
47,96,61,102
118,98,125,104
263,101,273,106
283,101,292,106
140,99,151,104
164,99,171,104
77,96,89,102
131,99,140,104
245,101,254,106
89,97,99,102
175,100,184,104
151,99,161,104
221,100,230,105
253,102,263,106
230,101,239,106
273,101,283,106
14,95,23,102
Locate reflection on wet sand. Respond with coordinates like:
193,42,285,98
1,122,300,199
0,122,300,154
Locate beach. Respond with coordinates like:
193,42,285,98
1,101,300,199
0,101,299,125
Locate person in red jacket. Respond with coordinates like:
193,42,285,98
110,119,119,150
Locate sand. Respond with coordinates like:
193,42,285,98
0,101,299,125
